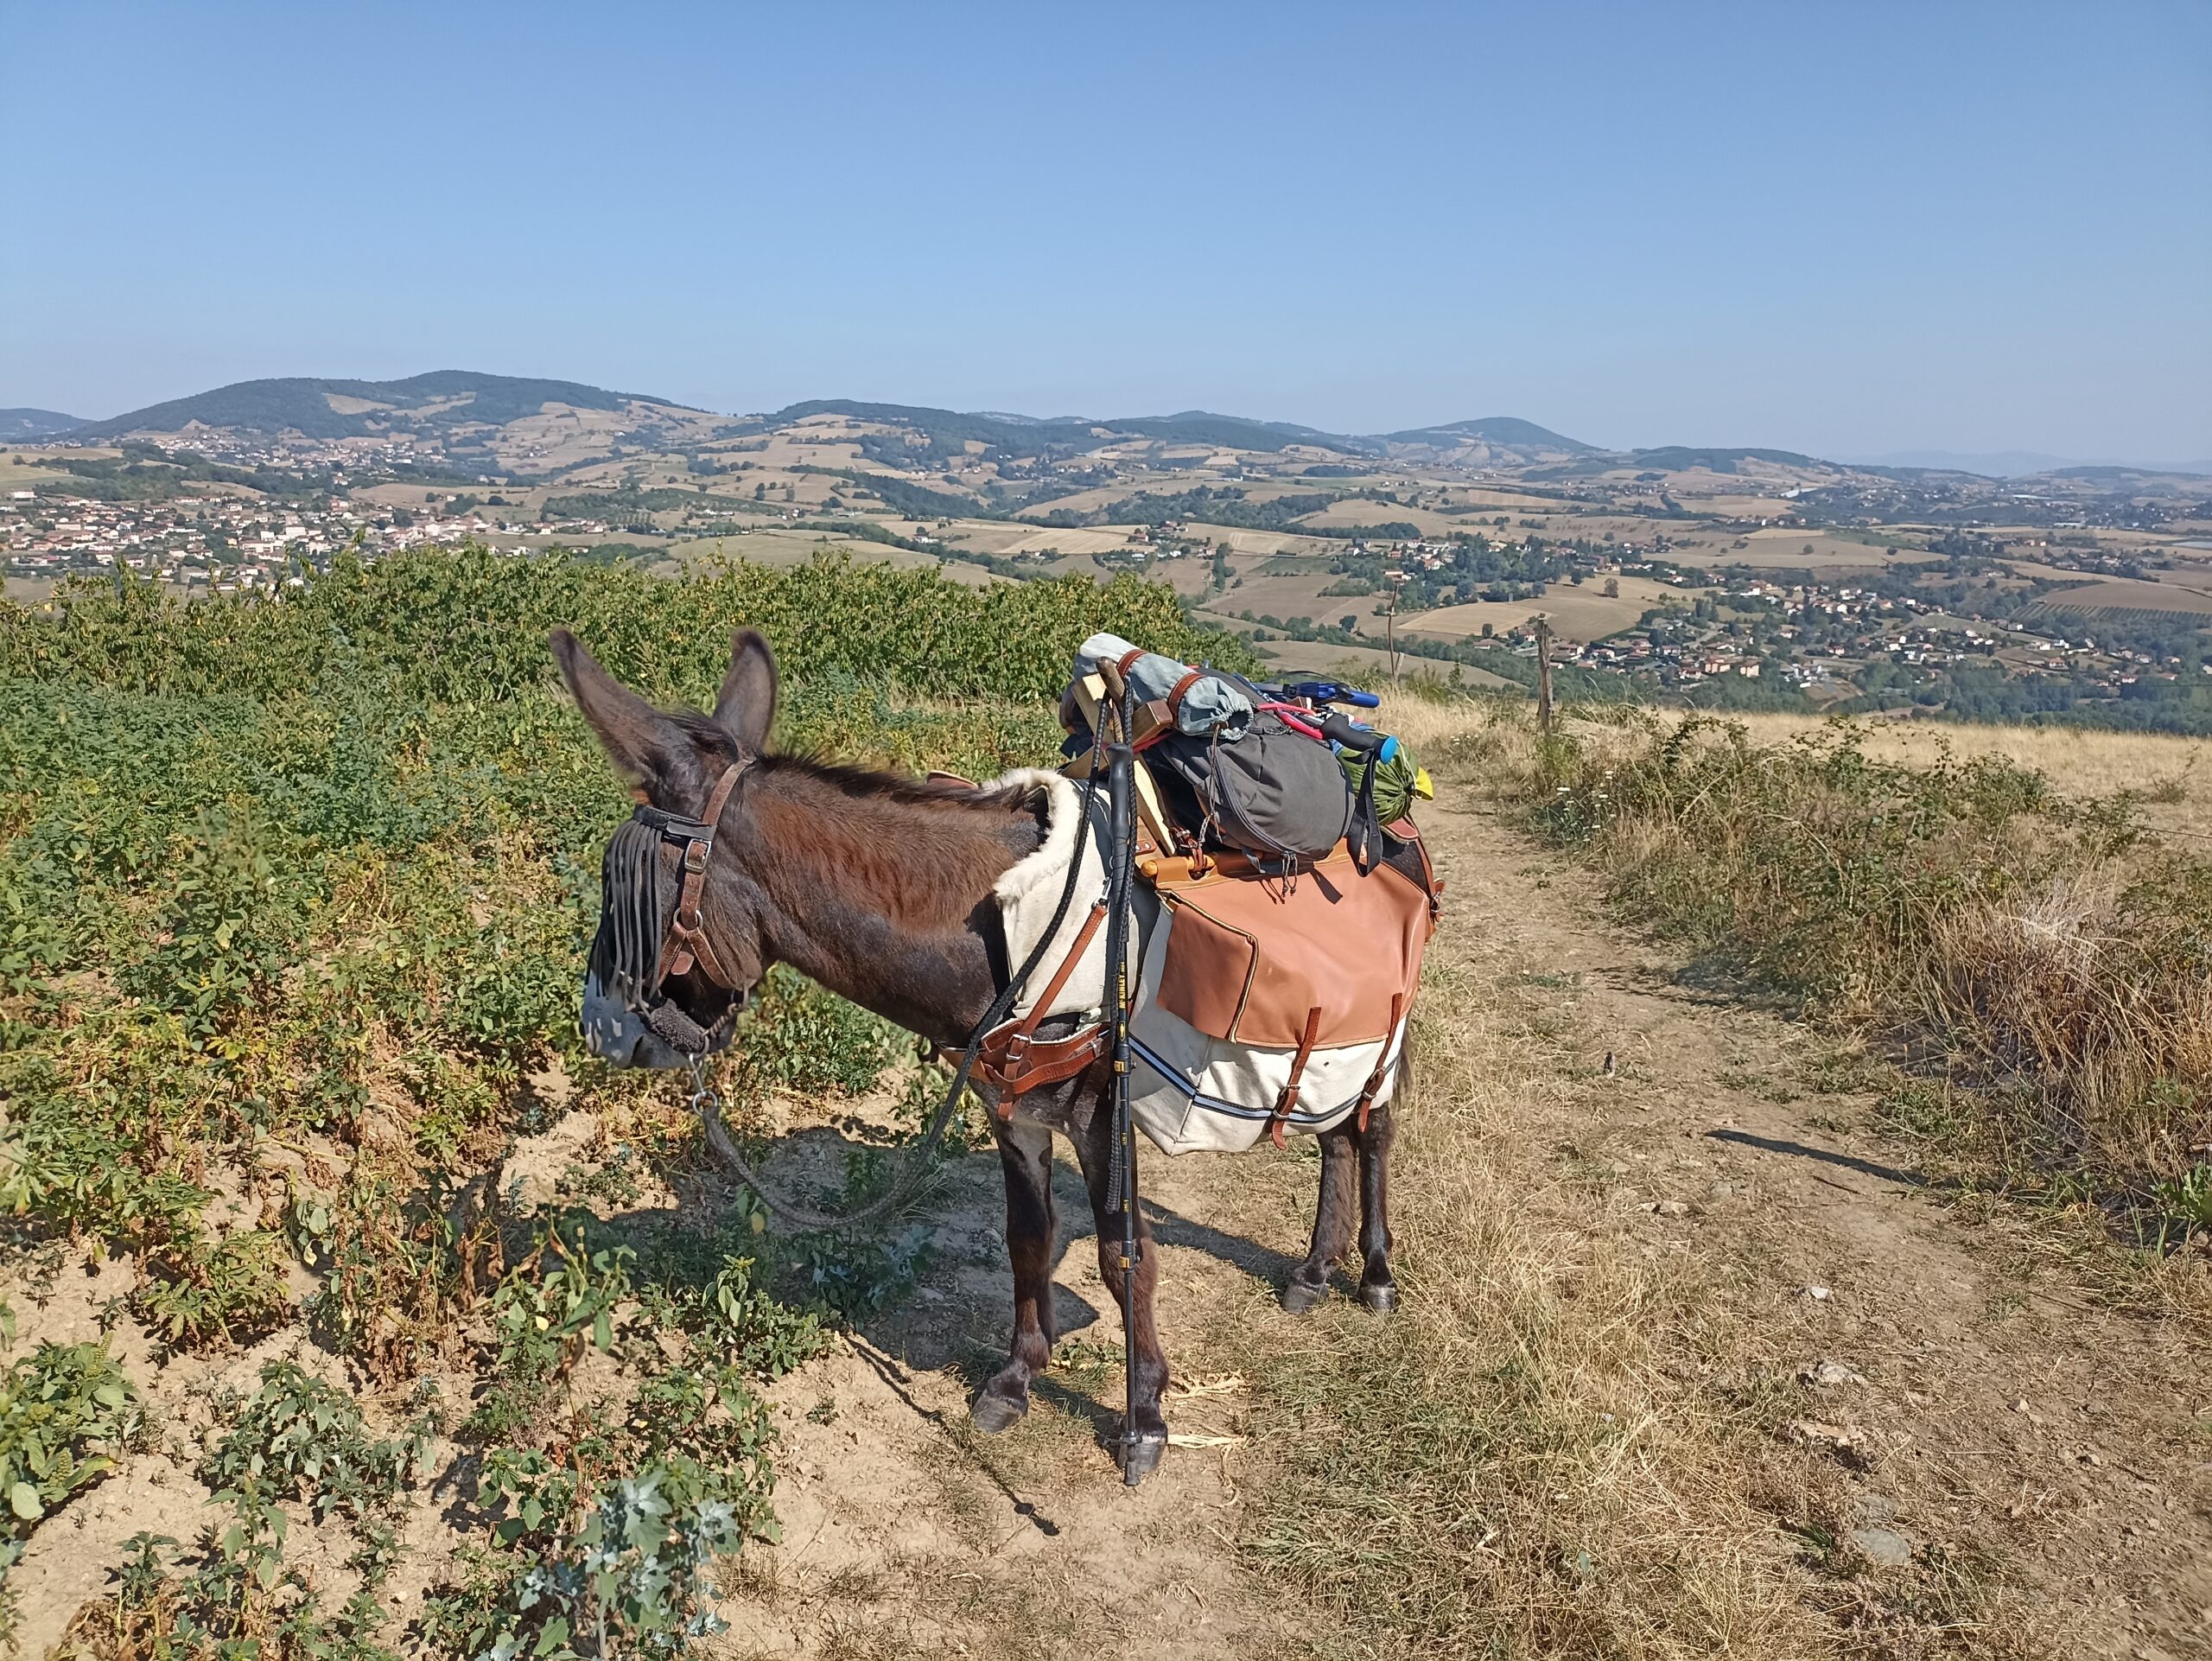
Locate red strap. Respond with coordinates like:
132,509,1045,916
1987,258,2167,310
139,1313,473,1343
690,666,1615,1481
1115,647,1147,682
1269,1005,1325,1150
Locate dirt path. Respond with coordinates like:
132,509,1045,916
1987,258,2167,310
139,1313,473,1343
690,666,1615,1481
1418,793,2212,1658
727,785,2211,1658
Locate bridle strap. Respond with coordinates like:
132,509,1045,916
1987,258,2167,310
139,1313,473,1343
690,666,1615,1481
658,759,752,989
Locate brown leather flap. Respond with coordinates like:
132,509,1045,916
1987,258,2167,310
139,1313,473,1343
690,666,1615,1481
975,1017,1107,1110
1153,842,1429,1048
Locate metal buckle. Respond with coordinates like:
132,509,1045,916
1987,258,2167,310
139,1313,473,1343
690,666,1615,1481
683,839,709,873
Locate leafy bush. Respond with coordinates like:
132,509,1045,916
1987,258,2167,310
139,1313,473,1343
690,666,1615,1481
422,1363,777,1658
2,1343,142,1531
201,1362,420,1526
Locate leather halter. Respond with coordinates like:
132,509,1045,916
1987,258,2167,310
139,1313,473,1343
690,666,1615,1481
632,759,752,990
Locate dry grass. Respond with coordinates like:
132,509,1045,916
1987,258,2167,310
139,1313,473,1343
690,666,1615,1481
1228,954,1832,1658
1692,711,2212,844
1380,697,2212,1236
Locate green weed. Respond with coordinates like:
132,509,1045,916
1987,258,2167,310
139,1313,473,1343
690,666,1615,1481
1,1342,143,1531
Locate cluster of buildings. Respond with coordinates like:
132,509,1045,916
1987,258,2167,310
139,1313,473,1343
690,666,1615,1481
1523,568,2201,702
0,487,537,592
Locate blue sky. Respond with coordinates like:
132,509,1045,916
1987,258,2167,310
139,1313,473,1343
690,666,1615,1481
5,2,2206,461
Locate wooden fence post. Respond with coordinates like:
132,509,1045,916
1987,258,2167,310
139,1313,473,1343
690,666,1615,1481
1385,583,1401,685
1535,617,1554,736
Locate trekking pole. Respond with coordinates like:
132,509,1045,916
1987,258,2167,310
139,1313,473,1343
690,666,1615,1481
1098,665,1146,1483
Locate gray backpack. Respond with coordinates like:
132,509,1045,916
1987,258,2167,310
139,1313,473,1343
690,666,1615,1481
1147,678,1353,864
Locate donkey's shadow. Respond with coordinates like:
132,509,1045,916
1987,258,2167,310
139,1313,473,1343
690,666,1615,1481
684,1120,1305,1375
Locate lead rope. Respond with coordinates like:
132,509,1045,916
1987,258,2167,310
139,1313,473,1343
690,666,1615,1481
692,769,1102,1234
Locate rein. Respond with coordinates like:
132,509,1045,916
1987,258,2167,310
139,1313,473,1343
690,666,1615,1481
668,765,1103,1233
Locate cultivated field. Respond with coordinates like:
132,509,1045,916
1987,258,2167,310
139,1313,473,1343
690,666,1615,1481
1403,572,1689,643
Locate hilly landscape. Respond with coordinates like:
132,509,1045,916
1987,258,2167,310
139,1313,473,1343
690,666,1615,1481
7,369,2212,735
2,547,2207,1660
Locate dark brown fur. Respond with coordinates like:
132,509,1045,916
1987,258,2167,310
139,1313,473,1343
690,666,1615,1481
552,627,1398,1471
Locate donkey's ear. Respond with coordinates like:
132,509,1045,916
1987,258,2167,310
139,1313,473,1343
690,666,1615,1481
550,628,684,787
712,629,777,754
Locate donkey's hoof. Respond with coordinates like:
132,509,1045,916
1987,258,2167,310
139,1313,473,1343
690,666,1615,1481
1116,1431,1168,1483
1281,1276,1331,1315
1358,1280,1399,1314
969,1390,1029,1435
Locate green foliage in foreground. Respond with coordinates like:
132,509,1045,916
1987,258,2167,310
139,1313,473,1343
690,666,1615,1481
0,544,1205,1653
2,1343,141,1533
0,540,1255,705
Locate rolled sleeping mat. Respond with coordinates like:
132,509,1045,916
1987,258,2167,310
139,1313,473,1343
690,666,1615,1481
1074,632,1254,739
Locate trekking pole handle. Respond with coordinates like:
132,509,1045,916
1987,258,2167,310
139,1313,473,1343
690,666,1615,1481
1318,710,1398,760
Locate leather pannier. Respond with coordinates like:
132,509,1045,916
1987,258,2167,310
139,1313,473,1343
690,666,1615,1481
1147,839,1433,1051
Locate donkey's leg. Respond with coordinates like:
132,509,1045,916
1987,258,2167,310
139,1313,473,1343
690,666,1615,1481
1071,1094,1170,1480
1283,1123,1357,1313
971,1116,1057,1434
1353,1095,1400,1314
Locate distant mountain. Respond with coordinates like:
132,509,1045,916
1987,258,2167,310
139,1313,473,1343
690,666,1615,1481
771,400,1356,457
2040,463,2212,483
1863,449,2211,479
1,408,86,440
1624,445,1820,472
1382,416,1595,453
72,371,685,442
1866,449,2082,477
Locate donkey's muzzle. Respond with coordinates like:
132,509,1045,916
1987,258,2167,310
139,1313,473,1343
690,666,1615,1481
580,970,734,1071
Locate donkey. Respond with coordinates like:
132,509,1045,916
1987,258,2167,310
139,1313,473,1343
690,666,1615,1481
551,627,1399,1480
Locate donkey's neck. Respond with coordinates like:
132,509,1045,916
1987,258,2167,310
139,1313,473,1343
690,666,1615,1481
739,767,1039,1046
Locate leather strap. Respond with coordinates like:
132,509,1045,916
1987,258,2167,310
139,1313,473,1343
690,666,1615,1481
985,901,1109,1117
659,760,751,987
1268,1004,1325,1149
975,1020,1109,1105
1355,991,1405,1133
1115,647,1147,683
1163,668,1205,718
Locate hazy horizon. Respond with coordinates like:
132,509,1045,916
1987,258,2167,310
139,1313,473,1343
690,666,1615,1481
5,2,2206,461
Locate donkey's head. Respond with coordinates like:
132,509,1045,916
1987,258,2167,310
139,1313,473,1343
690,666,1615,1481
551,627,778,1069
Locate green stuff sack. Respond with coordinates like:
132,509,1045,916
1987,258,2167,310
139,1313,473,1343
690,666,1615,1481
1341,747,1433,826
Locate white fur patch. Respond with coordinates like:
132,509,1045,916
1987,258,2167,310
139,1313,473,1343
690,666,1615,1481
986,767,1112,1023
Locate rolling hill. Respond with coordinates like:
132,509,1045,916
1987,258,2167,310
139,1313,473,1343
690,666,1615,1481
1383,416,1595,452
0,409,87,441
772,400,1361,461
68,371,691,442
